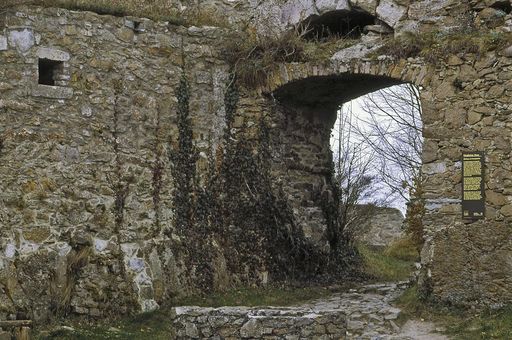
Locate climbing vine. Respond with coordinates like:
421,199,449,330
169,72,198,232
111,80,131,232
152,105,164,233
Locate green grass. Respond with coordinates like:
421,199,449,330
396,285,512,339
172,285,334,307
35,285,334,339
358,241,416,282
383,236,420,262
36,308,175,340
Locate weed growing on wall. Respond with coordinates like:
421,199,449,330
50,246,91,316
221,29,307,89
405,178,425,254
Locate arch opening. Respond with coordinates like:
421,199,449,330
490,1,511,14
270,74,423,255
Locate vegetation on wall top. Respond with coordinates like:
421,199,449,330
0,0,228,27
377,29,512,63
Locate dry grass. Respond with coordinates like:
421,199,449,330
221,26,361,89
221,28,308,89
0,0,228,27
377,30,512,63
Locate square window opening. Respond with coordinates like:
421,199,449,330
38,58,64,86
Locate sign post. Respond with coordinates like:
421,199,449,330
462,152,485,219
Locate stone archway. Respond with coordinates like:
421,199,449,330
262,50,512,308
262,59,431,251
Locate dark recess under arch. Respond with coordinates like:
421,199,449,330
301,9,376,40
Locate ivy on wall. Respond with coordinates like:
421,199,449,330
167,71,356,289
170,72,198,232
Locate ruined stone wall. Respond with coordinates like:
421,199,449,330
0,0,512,323
353,206,405,248
0,6,234,321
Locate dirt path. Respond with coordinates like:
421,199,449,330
391,320,449,340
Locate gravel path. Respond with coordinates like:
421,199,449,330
303,281,449,339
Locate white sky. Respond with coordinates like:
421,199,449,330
329,84,418,214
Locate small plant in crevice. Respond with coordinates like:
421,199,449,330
453,78,464,91
50,245,91,317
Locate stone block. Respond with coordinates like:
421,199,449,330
422,162,447,175
376,0,407,27
0,35,7,51
8,28,34,53
37,47,70,61
31,85,73,99
315,0,350,13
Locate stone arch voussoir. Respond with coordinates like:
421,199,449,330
264,59,434,94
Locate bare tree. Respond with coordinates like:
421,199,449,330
331,102,383,242
351,83,423,203
331,83,424,251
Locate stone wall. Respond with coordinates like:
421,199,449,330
171,281,410,339
353,206,404,248
173,306,347,339
0,5,233,321
0,0,512,323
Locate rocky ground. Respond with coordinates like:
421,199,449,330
173,281,449,339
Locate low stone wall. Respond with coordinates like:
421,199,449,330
173,306,347,339
172,282,411,339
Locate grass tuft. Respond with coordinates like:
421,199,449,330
221,28,308,89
